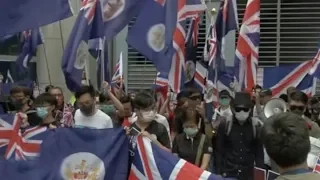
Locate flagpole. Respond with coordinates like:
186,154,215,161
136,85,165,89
42,42,52,85
101,37,105,85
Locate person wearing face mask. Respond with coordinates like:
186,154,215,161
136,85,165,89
289,91,320,138
129,91,171,150
172,109,212,169
9,86,42,126
212,90,232,124
34,93,62,128
74,85,113,129
215,92,264,180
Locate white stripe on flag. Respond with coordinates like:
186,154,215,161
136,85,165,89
143,137,162,180
169,159,187,179
199,170,211,179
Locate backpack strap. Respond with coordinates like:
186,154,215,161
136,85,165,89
225,115,233,136
195,134,206,167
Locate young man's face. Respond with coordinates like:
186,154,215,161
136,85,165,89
289,100,306,116
77,93,96,116
50,88,64,107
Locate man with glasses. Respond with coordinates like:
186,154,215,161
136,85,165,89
215,92,264,180
289,91,320,138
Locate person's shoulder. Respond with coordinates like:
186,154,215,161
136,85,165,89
96,110,111,119
155,114,167,121
276,173,320,180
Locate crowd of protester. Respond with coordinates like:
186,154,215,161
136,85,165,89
3,82,320,180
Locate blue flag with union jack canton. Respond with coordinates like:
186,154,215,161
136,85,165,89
0,0,73,37
36,128,128,180
127,0,177,78
16,28,43,73
61,0,103,91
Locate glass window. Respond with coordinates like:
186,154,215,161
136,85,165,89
0,34,20,56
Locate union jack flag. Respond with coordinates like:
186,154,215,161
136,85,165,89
258,61,314,97
234,0,260,91
112,52,123,85
0,114,47,160
153,72,169,112
129,136,225,180
313,153,320,173
168,0,206,93
309,43,320,79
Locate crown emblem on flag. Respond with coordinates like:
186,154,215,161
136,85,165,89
64,159,101,180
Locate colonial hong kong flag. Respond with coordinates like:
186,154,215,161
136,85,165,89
127,0,177,78
16,28,44,73
0,0,73,37
129,136,231,180
61,0,103,92
207,0,238,87
101,0,146,41
36,128,128,180
169,0,206,93
234,0,260,91
0,113,48,160
259,61,314,97
309,42,320,79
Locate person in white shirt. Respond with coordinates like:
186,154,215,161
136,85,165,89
212,90,232,122
74,85,113,129
253,89,272,120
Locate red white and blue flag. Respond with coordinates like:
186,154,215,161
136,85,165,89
129,136,229,180
0,114,47,160
168,0,206,93
234,0,260,91
258,61,314,97
16,28,44,73
313,153,320,173
309,43,320,79
112,52,123,85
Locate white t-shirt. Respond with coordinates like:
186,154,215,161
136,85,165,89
74,109,113,129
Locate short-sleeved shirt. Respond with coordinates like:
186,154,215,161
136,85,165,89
74,109,113,129
130,120,171,149
172,132,212,166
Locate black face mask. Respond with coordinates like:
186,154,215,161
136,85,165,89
11,99,25,110
80,104,94,115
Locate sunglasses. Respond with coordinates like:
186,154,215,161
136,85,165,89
234,107,250,112
290,105,305,111
188,95,201,101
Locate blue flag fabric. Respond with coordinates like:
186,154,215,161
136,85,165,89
16,28,43,73
127,0,177,78
101,0,147,41
0,160,38,179
36,128,128,180
61,1,104,91
0,0,73,37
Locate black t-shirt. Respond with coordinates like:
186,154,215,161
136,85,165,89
172,132,212,166
130,120,171,149
26,108,42,126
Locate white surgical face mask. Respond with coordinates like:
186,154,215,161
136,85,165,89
141,110,156,122
235,110,250,122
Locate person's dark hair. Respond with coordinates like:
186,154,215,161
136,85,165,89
290,91,308,105
252,84,262,91
45,85,54,92
75,85,96,99
10,86,30,96
133,91,155,109
120,95,133,109
34,93,57,106
279,94,288,102
48,86,63,94
99,93,107,103
262,112,310,168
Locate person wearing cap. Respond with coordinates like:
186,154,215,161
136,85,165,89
215,92,264,180
212,90,232,122
253,89,272,120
